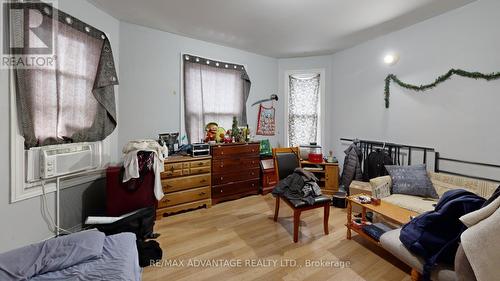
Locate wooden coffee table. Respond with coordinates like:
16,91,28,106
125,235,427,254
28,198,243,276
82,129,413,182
346,193,418,245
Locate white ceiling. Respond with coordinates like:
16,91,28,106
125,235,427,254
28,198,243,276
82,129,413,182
89,0,475,58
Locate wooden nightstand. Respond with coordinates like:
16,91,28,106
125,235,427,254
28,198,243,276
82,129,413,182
300,160,339,196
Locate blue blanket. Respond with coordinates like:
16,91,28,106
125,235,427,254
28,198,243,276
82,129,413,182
0,230,140,281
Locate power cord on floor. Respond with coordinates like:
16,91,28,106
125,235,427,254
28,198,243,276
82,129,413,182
40,181,72,236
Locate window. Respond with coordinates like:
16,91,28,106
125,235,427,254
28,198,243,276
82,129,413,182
285,70,325,147
183,55,251,143
8,3,118,202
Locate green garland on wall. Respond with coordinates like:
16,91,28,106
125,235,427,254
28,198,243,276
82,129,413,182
384,69,500,108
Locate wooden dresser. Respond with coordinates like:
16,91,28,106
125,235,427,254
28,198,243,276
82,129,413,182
211,142,260,204
157,156,212,219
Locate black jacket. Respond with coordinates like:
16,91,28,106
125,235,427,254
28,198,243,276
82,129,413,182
272,168,319,205
340,143,363,190
364,149,393,180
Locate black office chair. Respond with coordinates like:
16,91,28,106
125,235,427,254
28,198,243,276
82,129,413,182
272,147,331,242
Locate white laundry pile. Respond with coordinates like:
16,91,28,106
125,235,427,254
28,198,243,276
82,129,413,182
122,140,167,200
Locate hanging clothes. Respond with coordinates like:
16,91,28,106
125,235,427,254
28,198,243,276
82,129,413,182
122,140,166,201
340,143,363,191
363,149,393,180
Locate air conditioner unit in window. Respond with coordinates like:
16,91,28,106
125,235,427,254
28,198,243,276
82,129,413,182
40,143,97,179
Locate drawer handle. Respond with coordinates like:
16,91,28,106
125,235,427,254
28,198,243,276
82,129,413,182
251,183,255,187
220,176,224,181
170,167,175,172
165,199,170,202
166,185,172,188
220,164,224,168
251,172,255,176
199,192,206,196
220,189,223,193
221,151,224,155
198,162,204,166
200,179,207,183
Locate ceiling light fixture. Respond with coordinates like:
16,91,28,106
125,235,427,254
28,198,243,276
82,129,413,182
383,53,399,66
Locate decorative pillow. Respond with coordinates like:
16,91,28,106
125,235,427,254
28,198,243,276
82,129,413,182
369,175,392,198
385,164,439,198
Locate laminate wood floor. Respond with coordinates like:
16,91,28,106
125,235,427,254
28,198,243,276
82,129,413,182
143,194,412,281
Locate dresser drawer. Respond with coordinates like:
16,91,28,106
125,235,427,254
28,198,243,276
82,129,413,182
162,174,211,193
164,163,183,172
159,186,210,208
212,157,259,173
162,169,183,178
212,168,260,185
211,144,259,158
190,159,211,168
190,166,211,175
212,179,259,198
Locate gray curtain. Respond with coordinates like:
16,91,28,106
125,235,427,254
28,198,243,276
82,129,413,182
183,55,251,143
11,2,118,148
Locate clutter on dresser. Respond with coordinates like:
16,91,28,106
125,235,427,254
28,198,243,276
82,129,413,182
203,117,251,144
204,122,225,143
190,143,210,157
299,143,321,161
259,139,272,157
326,150,338,163
159,132,179,155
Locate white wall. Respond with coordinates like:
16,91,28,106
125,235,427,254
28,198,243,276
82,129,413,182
328,0,500,178
118,22,279,148
0,0,120,252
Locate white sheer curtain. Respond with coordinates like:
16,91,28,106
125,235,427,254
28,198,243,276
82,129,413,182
184,62,244,143
288,74,320,147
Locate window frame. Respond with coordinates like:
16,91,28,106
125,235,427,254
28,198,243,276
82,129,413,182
9,69,108,203
179,53,249,144
284,69,326,148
